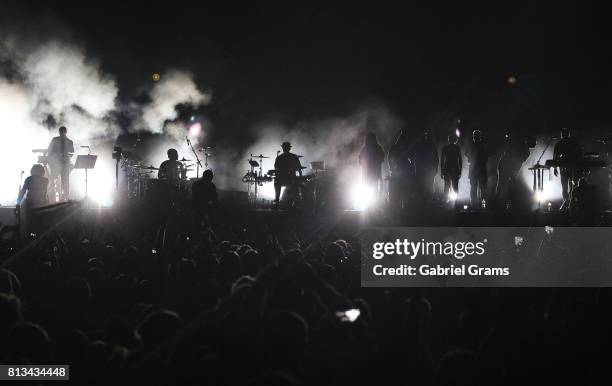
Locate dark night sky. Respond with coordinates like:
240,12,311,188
3,1,610,139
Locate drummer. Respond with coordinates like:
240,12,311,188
158,148,185,182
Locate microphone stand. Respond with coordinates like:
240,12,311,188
186,137,203,178
531,137,555,199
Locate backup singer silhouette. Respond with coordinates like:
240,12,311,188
553,127,582,210
466,129,489,206
192,169,218,228
496,133,530,208
412,130,439,198
274,142,303,206
388,129,414,208
440,134,462,201
47,126,74,201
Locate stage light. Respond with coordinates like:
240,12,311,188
188,122,202,138
507,75,517,85
350,182,375,211
190,115,195,121
455,128,460,138
85,164,115,208
449,190,458,201
152,73,161,81
534,191,544,202
335,308,361,322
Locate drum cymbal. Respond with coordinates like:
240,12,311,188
296,155,304,158
179,158,192,162
184,168,195,172
252,154,269,159
141,165,159,170
299,166,308,170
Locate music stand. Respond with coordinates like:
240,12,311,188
75,155,97,201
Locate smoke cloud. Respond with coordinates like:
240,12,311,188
0,32,121,204
141,69,210,135
225,104,403,198
0,29,209,205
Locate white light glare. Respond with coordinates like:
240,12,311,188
350,182,375,211
449,190,458,201
335,308,361,322
534,191,545,202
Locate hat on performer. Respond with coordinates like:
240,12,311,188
281,142,292,149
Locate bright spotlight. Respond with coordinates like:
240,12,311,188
188,122,202,138
449,190,458,201
534,190,544,202
335,308,361,323
455,128,460,138
350,182,375,211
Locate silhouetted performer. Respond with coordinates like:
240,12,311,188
553,127,582,210
274,142,303,205
412,130,439,198
388,129,414,207
158,148,185,182
18,164,49,208
359,132,385,194
47,126,74,201
192,169,218,228
440,134,462,201
466,130,489,206
17,164,49,236
496,133,530,208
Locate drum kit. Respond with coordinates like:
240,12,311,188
121,155,200,201
241,153,328,207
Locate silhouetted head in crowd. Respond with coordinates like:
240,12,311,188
0,269,21,295
59,126,67,137
6,322,51,364
437,349,475,386
202,169,214,182
0,293,23,333
135,309,181,350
